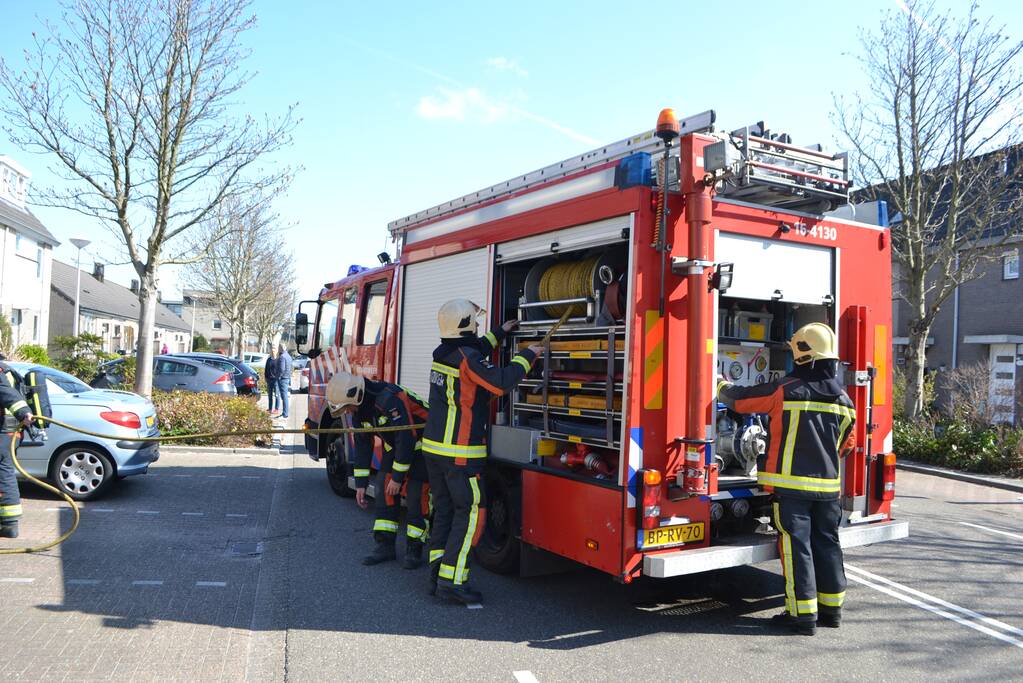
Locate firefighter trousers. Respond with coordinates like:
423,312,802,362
371,469,430,544
0,433,21,528
773,496,847,623
425,454,486,586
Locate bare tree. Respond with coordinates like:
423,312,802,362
835,0,1023,419
185,197,292,356
250,274,296,353
0,0,296,394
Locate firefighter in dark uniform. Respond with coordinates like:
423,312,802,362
717,322,856,636
423,299,542,604
326,371,431,569
0,364,35,539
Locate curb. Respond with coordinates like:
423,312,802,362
897,461,1023,494
161,445,281,456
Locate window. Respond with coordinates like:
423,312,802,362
32,316,37,342
336,288,357,346
359,280,388,345
42,369,91,395
15,234,21,251
212,319,222,330
11,309,21,326
1004,251,1019,280
36,248,42,278
155,360,197,376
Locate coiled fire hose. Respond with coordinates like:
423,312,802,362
0,416,425,555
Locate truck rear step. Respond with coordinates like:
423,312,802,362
643,520,909,578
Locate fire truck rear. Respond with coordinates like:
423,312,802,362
297,108,908,582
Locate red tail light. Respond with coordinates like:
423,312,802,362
244,376,257,386
640,469,663,530
213,373,232,386
100,411,142,429
879,453,897,501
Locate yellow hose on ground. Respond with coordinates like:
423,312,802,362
0,417,425,555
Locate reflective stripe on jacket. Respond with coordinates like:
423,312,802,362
423,328,536,462
718,375,856,500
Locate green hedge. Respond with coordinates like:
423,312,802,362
152,390,273,447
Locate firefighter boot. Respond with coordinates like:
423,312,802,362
362,534,397,565
771,612,816,636
0,521,18,539
436,582,483,605
403,539,424,570
817,612,841,628
428,562,440,595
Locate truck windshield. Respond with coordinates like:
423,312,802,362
318,298,339,349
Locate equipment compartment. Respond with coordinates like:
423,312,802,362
492,244,628,484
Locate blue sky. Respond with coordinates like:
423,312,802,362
2,0,1021,302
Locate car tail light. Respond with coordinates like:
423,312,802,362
213,373,232,386
244,376,257,386
640,469,662,530
100,411,142,429
879,452,897,501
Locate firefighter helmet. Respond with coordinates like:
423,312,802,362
438,298,484,338
325,370,365,416
789,322,839,365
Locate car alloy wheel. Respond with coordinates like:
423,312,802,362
55,448,112,499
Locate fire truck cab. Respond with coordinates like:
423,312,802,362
298,109,908,582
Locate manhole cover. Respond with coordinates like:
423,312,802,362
228,541,264,557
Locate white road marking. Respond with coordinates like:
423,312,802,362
45,507,62,511
0,578,35,584
91,508,114,513
67,579,101,586
226,514,248,518
960,521,1023,542
241,476,261,479
196,581,227,587
208,475,228,479
467,603,483,610
513,672,540,683
131,580,164,586
137,510,159,515
182,512,205,517
173,474,193,478
847,564,1023,649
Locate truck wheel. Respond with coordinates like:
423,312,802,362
326,437,355,498
475,469,521,575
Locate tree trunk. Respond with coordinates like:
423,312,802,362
134,273,158,396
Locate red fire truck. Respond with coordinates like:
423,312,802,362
296,109,908,582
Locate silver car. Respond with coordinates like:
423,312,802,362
93,355,237,394
12,363,160,500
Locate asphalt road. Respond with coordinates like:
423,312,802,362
1,395,1021,681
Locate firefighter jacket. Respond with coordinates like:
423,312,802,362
423,327,536,463
718,363,856,500
0,364,32,432
352,379,429,489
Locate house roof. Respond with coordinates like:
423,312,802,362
0,198,60,247
50,260,191,332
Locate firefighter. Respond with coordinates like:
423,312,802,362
325,371,431,569
0,364,35,539
424,299,542,604
717,322,856,636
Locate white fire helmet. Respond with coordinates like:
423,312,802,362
325,370,365,416
789,322,839,365
438,298,484,338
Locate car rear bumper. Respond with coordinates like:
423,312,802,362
642,520,910,578
112,433,160,475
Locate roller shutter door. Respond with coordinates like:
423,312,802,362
398,248,490,398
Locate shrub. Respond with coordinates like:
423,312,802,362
0,314,12,356
15,343,50,365
51,333,114,381
152,390,272,447
192,334,209,352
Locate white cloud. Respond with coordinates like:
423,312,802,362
486,57,528,78
416,88,508,123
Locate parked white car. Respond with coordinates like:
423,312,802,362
242,352,271,368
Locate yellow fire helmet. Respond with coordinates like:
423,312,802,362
789,322,839,365
325,370,365,416
438,298,484,338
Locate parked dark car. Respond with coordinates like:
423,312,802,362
92,355,237,394
171,352,261,396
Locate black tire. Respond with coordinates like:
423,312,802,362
50,445,115,501
325,436,355,498
474,468,522,575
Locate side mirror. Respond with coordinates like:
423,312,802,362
295,312,309,350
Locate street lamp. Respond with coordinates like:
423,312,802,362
69,238,91,336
